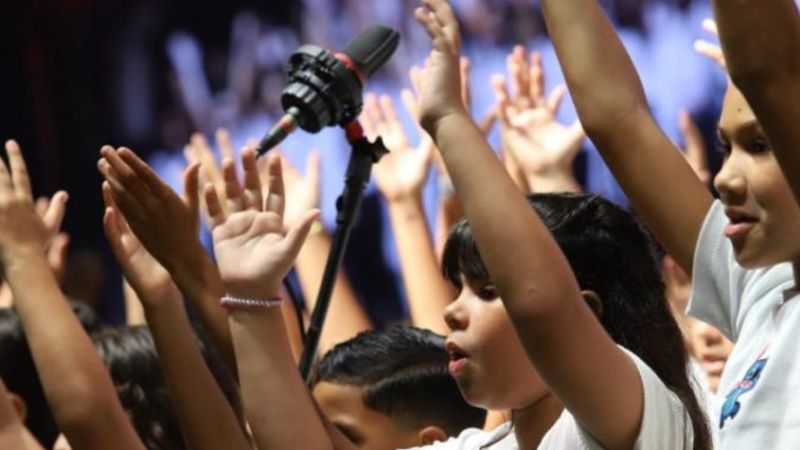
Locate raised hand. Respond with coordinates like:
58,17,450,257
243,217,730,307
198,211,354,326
278,149,321,230
97,145,236,368
0,141,55,265
414,0,466,133
102,181,182,307
694,19,726,69
204,148,319,300
184,129,237,221
493,47,585,192
98,146,201,273
363,93,434,203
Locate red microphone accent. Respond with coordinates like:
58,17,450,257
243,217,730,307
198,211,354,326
334,52,366,84
345,120,364,144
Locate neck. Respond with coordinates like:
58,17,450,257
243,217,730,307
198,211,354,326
512,392,563,450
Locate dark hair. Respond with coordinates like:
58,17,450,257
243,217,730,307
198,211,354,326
313,326,486,436
92,325,243,450
442,193,711,450
0,302,106,448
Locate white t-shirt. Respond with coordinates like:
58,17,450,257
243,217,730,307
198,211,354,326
403,350,692,450
689,200,800,449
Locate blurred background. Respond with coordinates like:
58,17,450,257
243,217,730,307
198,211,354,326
0,0,726,325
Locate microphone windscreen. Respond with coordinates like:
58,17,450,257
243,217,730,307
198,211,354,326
341,25,400,78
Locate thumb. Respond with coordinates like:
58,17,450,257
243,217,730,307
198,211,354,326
280,209,321,261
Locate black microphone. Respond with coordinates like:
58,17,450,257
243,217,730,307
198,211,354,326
256,25,401,157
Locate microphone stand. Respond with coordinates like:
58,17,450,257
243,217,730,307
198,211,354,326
298,121,387,384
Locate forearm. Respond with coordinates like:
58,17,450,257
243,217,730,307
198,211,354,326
143,297,250,450
228,309,333,450
713,0,800,87
540,0,648,134
541,0,712,271
6,250,143,449
295,231,372,353
427,113,578,319
388,198,453,334
170,250,236,369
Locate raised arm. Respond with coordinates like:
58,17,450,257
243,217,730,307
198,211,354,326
415,1,645,447
712,0,800,204
365,93,454,334
98,153,251,450
538,0,712,272
97,143,235,370
0,142,144,450
278,150,372,353
205,148,332,450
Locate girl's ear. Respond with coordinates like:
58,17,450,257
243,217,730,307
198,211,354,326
7,393,26,422
580,290,603,319
418,425,448,445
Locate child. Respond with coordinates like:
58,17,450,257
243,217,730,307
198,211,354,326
535,0,800,447
313,326,486,449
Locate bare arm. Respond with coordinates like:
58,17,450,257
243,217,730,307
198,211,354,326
416,1,645,448
366,94,454,333
0,143,144,450
280,151,372,352
99,156,251,450
712,0,800,204
205,148,332,450
98,142,236,370
539,0,712,272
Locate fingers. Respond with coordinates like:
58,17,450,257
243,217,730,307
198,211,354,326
203,183,226,229
425,0,460,51
508,45,532,105
491,74,512,127
5,140,33,203
702,18,719,36
460,57,471,110
183,162,201,224
280,208,321,262
117,148,172,198
529,51,545,106
0,147,13,197
306,149,322,196
241,146,263,211
40,191,69,236
47,232,70,282
264,153,286,216
401,88,420,120
546,84,567,115
216,128,235,161
98,147,148,213
694,40,726,69
222,157,245,213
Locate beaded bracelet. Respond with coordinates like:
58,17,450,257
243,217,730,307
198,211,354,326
220,295,283,309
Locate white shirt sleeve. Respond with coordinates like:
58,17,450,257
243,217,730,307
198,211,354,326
688,200,794,341
538,349,692,450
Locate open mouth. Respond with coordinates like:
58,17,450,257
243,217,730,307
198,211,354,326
724,208,758,238
701,356,727,376
446,341,470,374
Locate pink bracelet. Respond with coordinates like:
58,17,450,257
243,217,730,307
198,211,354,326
220,295,283,309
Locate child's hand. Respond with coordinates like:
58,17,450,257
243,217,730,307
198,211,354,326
102,181,182,307
204,148,319,299
414,0,467,132
694,19,726,69
277,149,321,231
0,141,59,265
493,48,585,191
97,146,202,274
363,93,434,203
184,129,238,221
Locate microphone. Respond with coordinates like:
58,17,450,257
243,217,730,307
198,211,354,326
256,25,400,156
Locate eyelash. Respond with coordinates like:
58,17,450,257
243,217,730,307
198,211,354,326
478,285,499,300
